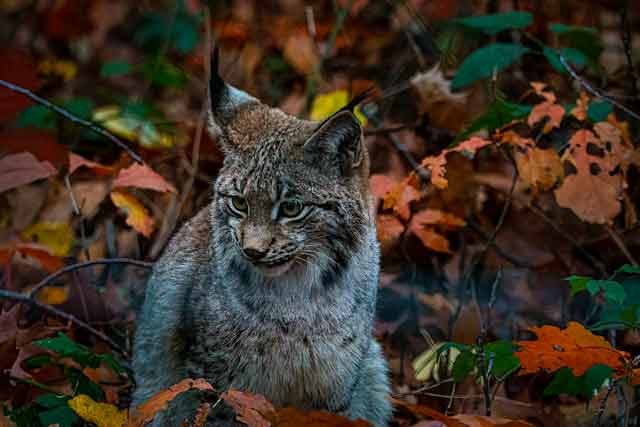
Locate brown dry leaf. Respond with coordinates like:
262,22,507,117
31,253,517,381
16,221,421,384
376,214,404,254
554,129,624,224
452,415,534,427
127,378,214,427
570,92,589,121
72,180,110,219
391,398,467,427
0,305,19,344
515,321,629,377
382,179,421,221
527,101,564,133
267,406,372,426
221,389,275,427
513,147,563,191
420,136,492,189
283,33,319,75
0,152,57,193
410,209,466,228
110,190,154,237
410,65,469,132
69,153,113,176
113,163,176,193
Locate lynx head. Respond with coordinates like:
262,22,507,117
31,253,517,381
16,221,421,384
208,48,374,283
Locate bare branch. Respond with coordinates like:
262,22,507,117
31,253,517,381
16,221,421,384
0,78,143,164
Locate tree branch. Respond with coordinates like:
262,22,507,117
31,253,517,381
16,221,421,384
0,78,143,164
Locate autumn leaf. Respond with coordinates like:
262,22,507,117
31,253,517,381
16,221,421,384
0,49,41,122
391,398,467,427
34,285,70,305
310,90,367,125
69,153,113,176
530,81,556,103
452,415,534,427
513,146,563,191
127,378,214,427
369,174,397,201
0,129,68,167
527,101,564,133
267,406,373,426
376,214,404,254
554,129,624,223
283,32,319,76
221,389,275,427
113,163,176,193
570,92,589,121
515,321,629,377
110,191,154,237
21,222,74,257
68,394,127,427
0,152,57,193
420,136,492,189
382,179,421,221
15,244,64,273
0,305,20,344
408,209,465,253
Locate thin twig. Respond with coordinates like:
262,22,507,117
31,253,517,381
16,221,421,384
0,79,143,163
558,56,640,121
0,289,127,356
594,380,615,427
606,226,639,267
28,258,153,299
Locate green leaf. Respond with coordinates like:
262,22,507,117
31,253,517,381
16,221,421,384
68,369,105,401
101,60,133,78
549,23,602,64
34,394,69,409
455,12,532,35
565,275,592,296
63,97,94,120
35,333,101,368
485,340,520,378
15,105,56,129
134,0,200,55
452,350,476,382
587,101,613,122
452,43,530,90
38,404,79,427
543,47,587,73
617,264,640,274
455,97,531,142
142,58,187,88
587,280,626,304
544,365,612,398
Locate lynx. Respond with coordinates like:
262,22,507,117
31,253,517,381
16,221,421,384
131,48,392,426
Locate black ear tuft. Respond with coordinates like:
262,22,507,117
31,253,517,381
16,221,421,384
304,111,363,177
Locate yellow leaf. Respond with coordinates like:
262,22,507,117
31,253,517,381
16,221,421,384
92,106,186,149
110,191,154,237
38,59,78,81
21,222,74,257
310,90,367,125
68,394,127,427
34,285,70,305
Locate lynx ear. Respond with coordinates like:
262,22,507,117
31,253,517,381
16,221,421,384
208,45,258,137
303,111,364,177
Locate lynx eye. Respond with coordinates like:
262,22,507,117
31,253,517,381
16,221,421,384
279,200,304,218
229,196,248,215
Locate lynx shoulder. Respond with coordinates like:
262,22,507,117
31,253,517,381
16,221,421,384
131,47,391,427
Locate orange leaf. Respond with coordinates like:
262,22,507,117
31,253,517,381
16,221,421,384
221,389,274,427
283,33,319,75
113,163,176,193
411,209,466,228
0,152,57,193
412,227,452,253
515,322,629,377
369,174,397,200
267,406,372,426
127,378,214,427
391,398,467,427
528,101,564,132
110,191,154,237
376,214,404,253
382,179,421,221
16,244,64,273
570,92,589,121
553,129,624,224
513,147,563,192
530,81,556,103
69,153,113,176
453,414,534,427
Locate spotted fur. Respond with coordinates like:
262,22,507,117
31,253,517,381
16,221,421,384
131,51,391,426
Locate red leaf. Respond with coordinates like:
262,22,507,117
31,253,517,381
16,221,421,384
69,153,113,176
16,244,65,273
0,49,41,123
221,389,275,427
113,163,176,193
0,152,57,193
0,129,68,167
376,214,405,254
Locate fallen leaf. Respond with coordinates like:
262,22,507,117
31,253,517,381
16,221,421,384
0,305,19,343
110,191,154,237
35,285,70,305
72,180,110,219
21,222,74,257
221,389,275,427
391,398,467,427
554,129,624,224
383,179,421,221
530,81,556,103
68,394,127,427
369,174,397,200
515,321,629,377
68,153,113,176
570,92,589,121
310,90,367,125
16,244,65,273
0,49,41,122
0,129,67,167
527,101,564,133
376,214,405,254
113,163,176,193
452,414,534,427
513,147,563,191
283,32,319,76
0,152,57,193
127,378,214,427
410,209,466,228
412,227,452,253
267,406,373,426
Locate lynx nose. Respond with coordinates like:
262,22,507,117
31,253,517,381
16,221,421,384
243,247,267,261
